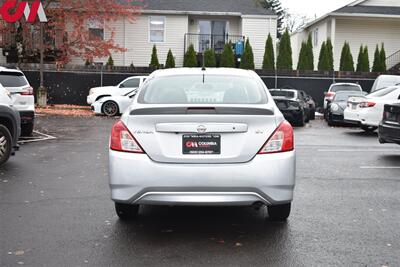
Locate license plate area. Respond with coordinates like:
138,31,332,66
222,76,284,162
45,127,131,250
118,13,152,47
182,134,221,155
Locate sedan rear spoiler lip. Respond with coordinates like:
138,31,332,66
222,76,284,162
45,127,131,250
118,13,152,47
130,107,274,116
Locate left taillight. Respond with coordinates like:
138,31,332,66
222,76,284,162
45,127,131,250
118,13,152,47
359,101,376,108
258,120,294,154
110,121,145,153
20,86,34,96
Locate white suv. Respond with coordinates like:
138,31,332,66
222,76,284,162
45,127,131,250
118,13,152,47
0,67,35,136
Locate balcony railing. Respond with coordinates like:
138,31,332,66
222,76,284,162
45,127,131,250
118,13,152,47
184,33,244,54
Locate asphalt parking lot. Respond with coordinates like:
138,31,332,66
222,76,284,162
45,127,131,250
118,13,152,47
1,116,399,267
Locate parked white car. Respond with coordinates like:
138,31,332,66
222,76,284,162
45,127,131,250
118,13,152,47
324,83,363,109
92,89,138,116
344,86,400,132
0,83,12,105
0,67,35,136
370,75,400,93
87,76,147,105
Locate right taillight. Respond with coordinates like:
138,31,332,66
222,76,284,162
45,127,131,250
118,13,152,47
20,86,34,95
326,92,335,98
359,102,376,108
110,121,144,153
258,121,294,154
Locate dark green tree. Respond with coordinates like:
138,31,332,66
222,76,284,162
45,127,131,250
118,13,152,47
165,49,175,68
183,44,198,67
261,0,285,37
262,34,275,70
297,42,307,70
372,45,381,72
106,55,114,68
220,43,235,68
380,43,387,71
325,38,334,71
240,38,255,69
149,45,160,68
339,42,354,71
277,29,293,70
356,45,364,72
203,48,216,67
363,46,370,72
305,34,314,70
317,41,326,71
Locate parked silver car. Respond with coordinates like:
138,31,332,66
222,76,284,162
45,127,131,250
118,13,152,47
109,68,296,221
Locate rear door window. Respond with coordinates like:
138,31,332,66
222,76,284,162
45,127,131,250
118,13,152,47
120,78,140,88
270,90,295,98
0,72,28,87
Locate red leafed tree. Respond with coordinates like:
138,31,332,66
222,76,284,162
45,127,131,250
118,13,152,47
1,0,143,64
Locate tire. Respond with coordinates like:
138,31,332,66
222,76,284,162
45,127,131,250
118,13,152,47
21,122,34,137
0,125,12,166
115,202,139,220
267,203,291,222
309,109,316,120
361,125,378,133
102,101,119,117
296,113,305,127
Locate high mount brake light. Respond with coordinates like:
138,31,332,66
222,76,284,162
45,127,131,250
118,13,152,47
110,121,144,153
258,121,294,154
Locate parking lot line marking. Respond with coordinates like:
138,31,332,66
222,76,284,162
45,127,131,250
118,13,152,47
360,166,400,169
18,131,56,144
317,149,400,152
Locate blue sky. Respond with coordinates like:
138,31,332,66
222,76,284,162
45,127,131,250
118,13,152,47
281,0,354,18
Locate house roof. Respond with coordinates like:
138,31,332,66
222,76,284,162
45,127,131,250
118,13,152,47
142,0,275,16
333,5,400,16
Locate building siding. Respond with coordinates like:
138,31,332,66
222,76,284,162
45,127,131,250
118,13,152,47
241,17,277,69
334,17,400,70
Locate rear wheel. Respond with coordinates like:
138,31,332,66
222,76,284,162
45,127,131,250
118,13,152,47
21,122,34,137
267,203,291,222
309,109,316,120
296,112,306,127
102,101,119,117
0,125,12,166
361,125,378,132
115,203,139,220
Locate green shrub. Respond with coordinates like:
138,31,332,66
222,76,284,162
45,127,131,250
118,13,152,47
262,34,275,70
339,42,354,71
325,38,334,71
220,43,235,68
149,45,160,68
240,38,255,70
165,49,175,68
372,45,381,72
277,29,293,70
183,44,198,67
106,55,114,68
203,49,216,67
380,43,387,71
317,41,326,71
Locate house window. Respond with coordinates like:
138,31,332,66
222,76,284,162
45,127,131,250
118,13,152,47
313,28,318,46
149,16,165,43
88,19,104,41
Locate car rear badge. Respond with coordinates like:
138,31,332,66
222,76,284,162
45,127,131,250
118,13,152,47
197,125,207,134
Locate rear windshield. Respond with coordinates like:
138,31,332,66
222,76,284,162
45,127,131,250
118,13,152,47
331,85,361,92
138,75,267,104
270,90,295,98
372,76,400,91
368,87,399,97
0,72,28,87
333,92,364,102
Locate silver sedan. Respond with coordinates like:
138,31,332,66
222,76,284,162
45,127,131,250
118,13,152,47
109,68,296,221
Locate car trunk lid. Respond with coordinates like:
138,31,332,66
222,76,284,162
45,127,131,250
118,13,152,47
125,105,278,164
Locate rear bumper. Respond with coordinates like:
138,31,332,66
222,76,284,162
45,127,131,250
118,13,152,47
379,123,400,145
109,150,296,206
282,110,302,123
18,111,35,125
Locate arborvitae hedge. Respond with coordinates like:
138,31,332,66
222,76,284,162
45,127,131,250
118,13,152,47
262,34,275,70
277,29,293,70
380,43,387,71
183,44,198,67
240,38,255,69
106,55,114,67
339,42,354,71
297,42,307,70
363,46,370,72
325,38,334,71
357,45,370,72
165,49,175,68
306,34,314,70
204,48,216,67
149,45,160,68
372,45,381,72
356,45,364,72
220,43,235,68
318,41,327,71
